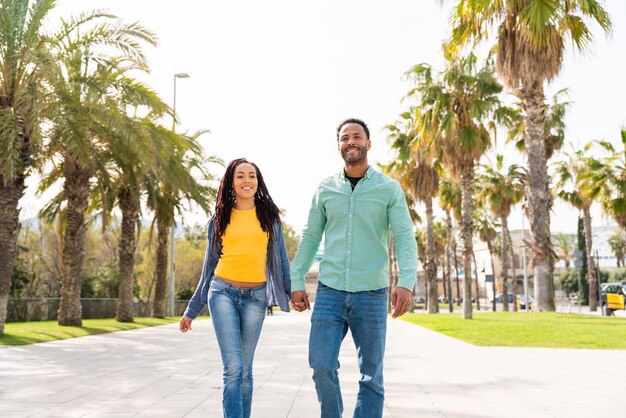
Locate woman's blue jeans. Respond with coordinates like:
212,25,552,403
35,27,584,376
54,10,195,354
209,277,266,418
309,282,388,418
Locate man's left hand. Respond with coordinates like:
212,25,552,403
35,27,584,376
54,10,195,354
391,287,412,318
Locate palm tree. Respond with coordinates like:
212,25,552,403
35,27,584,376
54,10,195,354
416,221,448,307
508,90,569,302
474,209,499,311
476,154,524,311
589,130,626,232
439,176,461,309
431,221,448,304
0,0,55,333
145,129,218,318
41,11,158,326
387,112,441,313
407,54,503,319
101,118,183,323
40,117,172,324
413,156,440,313
507,89,570,161
113,178,142,322
553,143,599,311
382,114,425,310
445,0,612,311
608,230,626,268
381,113,422,225
552,233,576,269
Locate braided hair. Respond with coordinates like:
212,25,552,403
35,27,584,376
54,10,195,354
214,158,281,241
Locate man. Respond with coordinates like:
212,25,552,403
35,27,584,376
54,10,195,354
290,118,418,418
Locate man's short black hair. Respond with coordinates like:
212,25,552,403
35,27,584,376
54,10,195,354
336,118,370,141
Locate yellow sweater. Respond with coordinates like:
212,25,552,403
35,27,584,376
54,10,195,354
214,208,268,282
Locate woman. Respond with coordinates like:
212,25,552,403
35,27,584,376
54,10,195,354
180,158,291,418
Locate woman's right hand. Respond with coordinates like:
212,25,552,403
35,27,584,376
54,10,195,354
179,316,193,333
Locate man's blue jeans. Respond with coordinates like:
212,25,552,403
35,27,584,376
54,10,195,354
309,282,388,418
209,277,266,418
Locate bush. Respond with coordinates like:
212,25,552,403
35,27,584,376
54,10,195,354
81,262,120,298
557,268,608,305
609,269,626,282
557,268,579,296
177,287,195,300
11,244,37,298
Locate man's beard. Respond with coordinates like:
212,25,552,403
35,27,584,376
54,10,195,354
341,147,367,163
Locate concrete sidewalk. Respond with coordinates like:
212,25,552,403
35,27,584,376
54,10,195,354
1,310,625,418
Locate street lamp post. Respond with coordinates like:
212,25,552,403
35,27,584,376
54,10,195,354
168,72,190,317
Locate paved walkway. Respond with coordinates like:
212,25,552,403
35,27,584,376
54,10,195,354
1,310,625,418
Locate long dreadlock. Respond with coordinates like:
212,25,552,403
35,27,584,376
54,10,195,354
214,158,281,242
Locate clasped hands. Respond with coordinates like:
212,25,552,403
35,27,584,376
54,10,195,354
290,290,310,312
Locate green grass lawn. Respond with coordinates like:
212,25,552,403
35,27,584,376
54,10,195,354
401,312,626,349
0,317,181,346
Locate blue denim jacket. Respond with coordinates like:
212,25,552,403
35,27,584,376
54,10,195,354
183,217,292,318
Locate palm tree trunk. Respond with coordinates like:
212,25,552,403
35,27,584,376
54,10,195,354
507,226,518,312
521,81,555,311
582,206,597,311
425,198,438,313
0,178,26,333
448,210,461,306
460,168,474,319
388,232,399,313
116,185,140,322
58,161,91,326
445,210,454,313
152,216,170,318
454,249,461,305
501,216,511,311
472,251,481,310
442,269,448,305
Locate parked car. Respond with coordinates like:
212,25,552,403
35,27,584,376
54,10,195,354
601,282,626,316
492,293,515,304
516,294,534,310
414,295,426,304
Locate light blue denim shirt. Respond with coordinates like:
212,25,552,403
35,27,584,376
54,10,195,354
184,217,291,318
291,166,418,292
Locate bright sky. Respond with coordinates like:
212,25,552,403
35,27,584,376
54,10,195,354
24,0,626,235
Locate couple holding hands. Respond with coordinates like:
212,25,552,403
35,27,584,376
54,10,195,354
179,118,418,418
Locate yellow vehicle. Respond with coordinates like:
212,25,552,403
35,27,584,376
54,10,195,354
516,294,534,310
601,282,626,316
